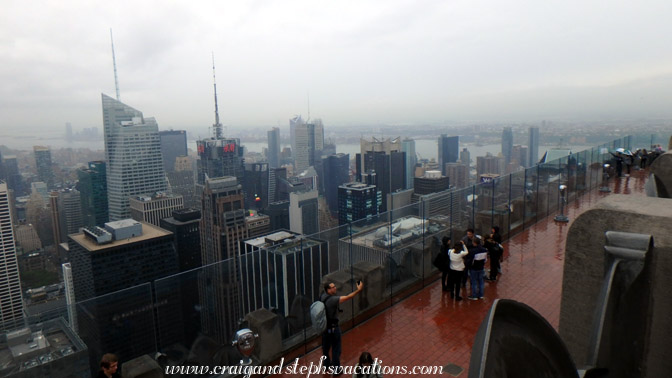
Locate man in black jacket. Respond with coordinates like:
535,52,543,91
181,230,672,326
468,238,488,300
321,281,364,376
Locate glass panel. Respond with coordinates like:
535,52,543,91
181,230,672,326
451,186,473,242
523,166,539,229
473,180,492,239
75,283,155,376
346,210,394,323
153,258,249,366
537,161,553,218
492,174,511,240
509,170,526,236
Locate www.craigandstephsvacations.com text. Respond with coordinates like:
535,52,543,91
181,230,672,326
164,356,444,376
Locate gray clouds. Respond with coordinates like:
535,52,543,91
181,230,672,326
1,0,672,133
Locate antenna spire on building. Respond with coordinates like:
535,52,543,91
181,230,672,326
212,52,223,139
110,29,121,101
307,91,311,122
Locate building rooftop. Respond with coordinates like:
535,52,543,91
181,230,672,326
340,182,375,190
131,192,182,202
70,222,171,252
349,216,447,250
0,318,86,375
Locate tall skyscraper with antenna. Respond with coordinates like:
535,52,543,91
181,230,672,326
196,55,244,187
102,35,167,220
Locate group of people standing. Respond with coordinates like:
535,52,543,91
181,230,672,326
435,227,503,301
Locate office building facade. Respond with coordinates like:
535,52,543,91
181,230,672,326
102,94,168,220
33,146,54,189
196,137,244,185
68,220,178,372
402,138,417,189
528,126,540,167
159,130,188,173
0,182,24,332
438,135,459,174
129,193,184,227
338,182,381,225
444,162,470,189
239,231,328,319
199,177,248,344
502,127,514,165
292,117,324,173
267,127,281,169
414,171,450,195
289,190,319,235
77,161,108,227
243,162,269,211
323,153,350,216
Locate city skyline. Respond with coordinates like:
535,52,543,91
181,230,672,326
2,1,672,133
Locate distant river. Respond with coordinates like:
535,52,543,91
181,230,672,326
1,133,590,161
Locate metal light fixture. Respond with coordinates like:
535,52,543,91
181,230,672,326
599,164,611,192
554,184,569,222
232,328,258,365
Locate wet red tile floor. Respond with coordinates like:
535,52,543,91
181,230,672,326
271,169,649,377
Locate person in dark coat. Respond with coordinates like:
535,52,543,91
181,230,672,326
485,226,503,281
434,236,451,291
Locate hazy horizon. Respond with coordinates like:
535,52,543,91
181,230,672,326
3,1,672,132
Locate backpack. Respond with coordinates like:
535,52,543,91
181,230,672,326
433,250,448,271
310,296,330,333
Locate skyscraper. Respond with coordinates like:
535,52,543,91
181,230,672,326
0,151,4,183
289,189,319,235
323,153,351,216
199,177,248,343
196,138,244,185
402,138,417,189
292,117,324,173
444,162,470,189
267,127,281,169
528,126,540,167
356,137,405,213
1,156,24,196
77,161,108,227
438,135,459,174
159,208,202,347
160,208,202,273
239,230,328,317
33,146,54,189
102,94,168,221
338,182,381,225
159,130,188,173
0,181,24,332
55,188,83,243
129,193,184,227
414,171,450,195
167,156,197,209
267,200,290,231
459,148,471,166
68,220,178,370
502,127,514,165
512,145,529,168
243,162,269,211
477,153,505,178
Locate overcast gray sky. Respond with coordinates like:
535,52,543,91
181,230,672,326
2,0,672,133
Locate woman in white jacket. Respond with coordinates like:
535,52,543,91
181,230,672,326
448,241,469,300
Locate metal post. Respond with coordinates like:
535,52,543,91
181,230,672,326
554,184,569,222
